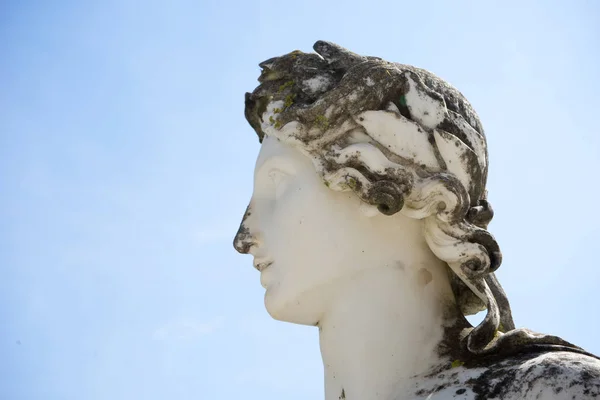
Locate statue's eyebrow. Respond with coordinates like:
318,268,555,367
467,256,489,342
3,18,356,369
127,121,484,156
255,156,297,177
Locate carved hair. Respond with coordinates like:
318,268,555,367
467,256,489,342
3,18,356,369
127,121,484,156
245,41,515,354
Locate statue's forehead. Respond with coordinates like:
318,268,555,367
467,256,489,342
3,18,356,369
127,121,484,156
254,136,303,174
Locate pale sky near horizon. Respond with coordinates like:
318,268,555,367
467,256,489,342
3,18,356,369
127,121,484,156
1,1,599,399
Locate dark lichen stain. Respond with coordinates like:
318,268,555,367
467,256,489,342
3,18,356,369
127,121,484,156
465,352,600,400
414,351,600,399
233,206,254,254
434,383,449,393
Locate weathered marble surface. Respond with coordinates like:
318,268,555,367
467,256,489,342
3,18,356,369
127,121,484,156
234,41,600,400
411,351,600,399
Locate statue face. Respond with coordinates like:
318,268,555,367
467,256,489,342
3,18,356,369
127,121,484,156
235,135,427,325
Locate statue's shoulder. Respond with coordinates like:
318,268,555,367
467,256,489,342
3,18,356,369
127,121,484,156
409,351,600,400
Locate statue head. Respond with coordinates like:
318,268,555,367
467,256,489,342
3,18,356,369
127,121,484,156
234,41,515,355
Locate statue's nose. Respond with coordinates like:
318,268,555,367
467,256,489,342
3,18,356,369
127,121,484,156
233,223,254,254
233,205,254,254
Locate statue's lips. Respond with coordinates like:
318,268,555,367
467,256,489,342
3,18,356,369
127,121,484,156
258,262,275,289
253,260,273,272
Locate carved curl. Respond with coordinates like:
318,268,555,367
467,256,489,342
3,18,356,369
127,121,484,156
367,181,405,215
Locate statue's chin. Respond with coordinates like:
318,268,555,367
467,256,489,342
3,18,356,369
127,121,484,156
263,285,326,326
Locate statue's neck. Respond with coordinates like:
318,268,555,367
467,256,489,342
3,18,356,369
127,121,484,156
318,264,456,400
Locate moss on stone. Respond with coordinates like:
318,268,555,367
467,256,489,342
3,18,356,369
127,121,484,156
315,114,330,130
347,177,358,190
278,80,295,93
284,93,296,108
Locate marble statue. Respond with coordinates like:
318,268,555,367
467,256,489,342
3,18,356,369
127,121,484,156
233,41,600,399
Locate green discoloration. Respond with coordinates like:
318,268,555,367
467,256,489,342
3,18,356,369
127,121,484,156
347,177,358,190
269,115,282,129
278,80,295,93
284,93,296,109
260,70,283,82
315,114,330,130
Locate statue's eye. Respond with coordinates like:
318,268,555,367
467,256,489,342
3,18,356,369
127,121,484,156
269,169,289,199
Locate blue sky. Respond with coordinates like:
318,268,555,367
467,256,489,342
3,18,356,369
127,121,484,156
1,0,599,399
